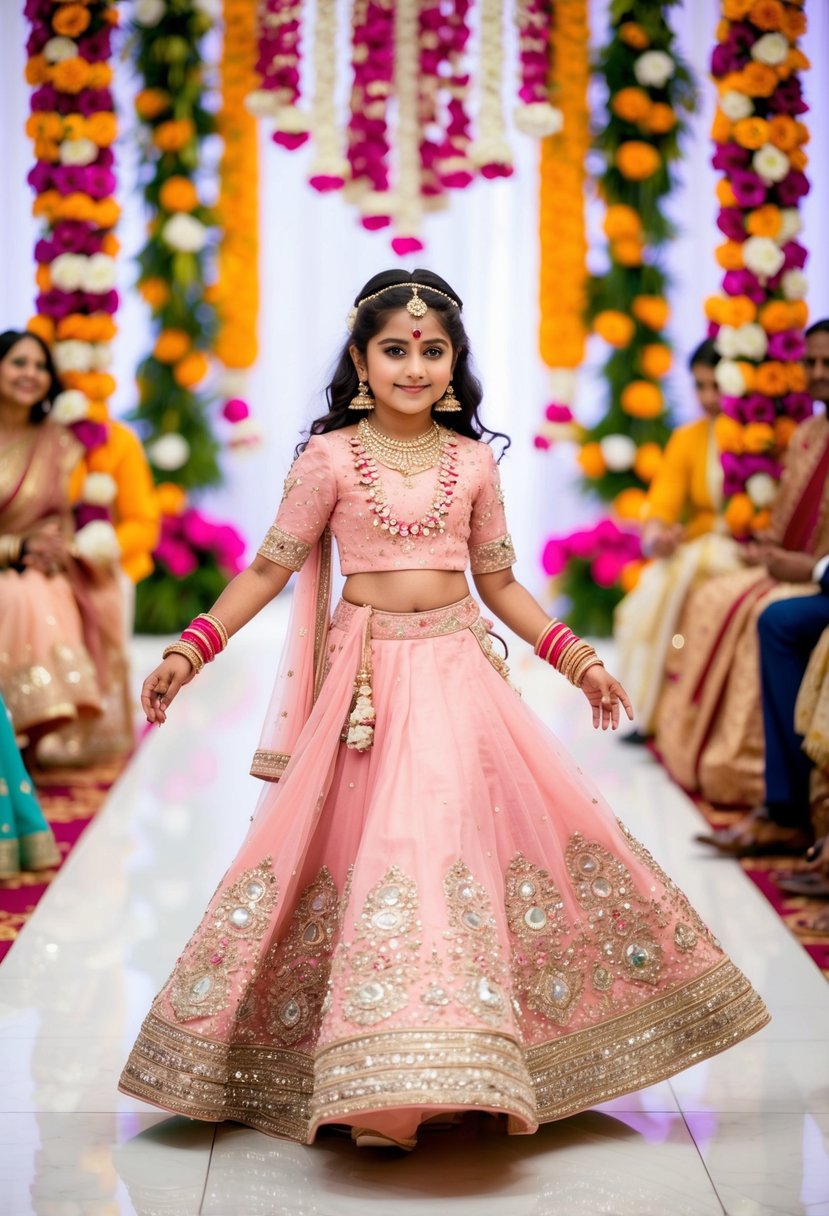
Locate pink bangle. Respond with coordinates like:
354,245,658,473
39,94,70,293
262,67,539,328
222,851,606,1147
549,633,576,668
191,617,224,654
536,622,569,663
181,629,213,664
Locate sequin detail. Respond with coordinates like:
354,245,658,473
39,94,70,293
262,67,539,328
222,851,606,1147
340,867,422,1026
469,533,517,574
505,856,585,1026
443,862,510,1028
615,818,718,950
263,868,339,1046
169,860,279,1022
257,524,312,572
249,749,291,782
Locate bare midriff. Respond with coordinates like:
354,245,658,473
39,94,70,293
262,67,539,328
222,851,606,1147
342,569,471,613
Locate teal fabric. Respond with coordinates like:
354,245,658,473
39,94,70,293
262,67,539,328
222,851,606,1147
0,694,51,845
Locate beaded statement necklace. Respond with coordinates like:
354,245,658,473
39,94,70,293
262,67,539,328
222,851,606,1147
350,420,459,538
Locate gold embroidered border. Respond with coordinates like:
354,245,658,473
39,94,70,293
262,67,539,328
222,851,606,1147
257,525,312,572
119,959,768,1143
309,1028,538,1135
469,533,517,574
527,958,769,1125
249,749,291,782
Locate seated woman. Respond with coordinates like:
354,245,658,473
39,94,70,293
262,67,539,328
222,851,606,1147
655,320,829,807
614,340,740,739
0,329,130,768
0,692,60,878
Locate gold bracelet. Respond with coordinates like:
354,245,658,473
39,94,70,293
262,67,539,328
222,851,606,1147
561,643,597,685
572,655,604,688
162,641,205,674
557,638,584,679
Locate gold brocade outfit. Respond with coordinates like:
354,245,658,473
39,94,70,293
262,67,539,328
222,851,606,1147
614,418,740,734
0,421,131,763
656,415,829,806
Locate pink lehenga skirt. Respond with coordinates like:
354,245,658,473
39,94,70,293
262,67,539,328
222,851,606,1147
119,596,769,1143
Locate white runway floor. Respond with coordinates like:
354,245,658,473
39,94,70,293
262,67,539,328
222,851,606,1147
1,599,829,1215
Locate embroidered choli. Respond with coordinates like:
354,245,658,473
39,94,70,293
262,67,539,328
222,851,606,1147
258,429,516,576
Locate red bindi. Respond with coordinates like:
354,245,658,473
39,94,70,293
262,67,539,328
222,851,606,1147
412,329,421,338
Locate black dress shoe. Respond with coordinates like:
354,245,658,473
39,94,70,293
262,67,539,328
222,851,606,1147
618,730,651,746
774,872,829,899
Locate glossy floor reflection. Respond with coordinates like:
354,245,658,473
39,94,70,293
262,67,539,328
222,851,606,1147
1,602,828,1215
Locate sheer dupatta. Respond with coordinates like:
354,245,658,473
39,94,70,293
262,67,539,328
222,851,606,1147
249,528,333,781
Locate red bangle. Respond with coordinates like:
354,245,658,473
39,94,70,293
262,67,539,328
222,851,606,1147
192,616,225,654
536,622,568,663
181,629,213,664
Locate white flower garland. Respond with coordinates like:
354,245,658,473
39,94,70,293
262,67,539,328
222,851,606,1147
392,0,423,241
469,0,513,169
308,0,347,183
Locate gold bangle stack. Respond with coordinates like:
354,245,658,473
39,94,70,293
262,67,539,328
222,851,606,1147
534,618,560,653
560,641,604,687
0,535,22,568
199,612,229,649
162,640,205,674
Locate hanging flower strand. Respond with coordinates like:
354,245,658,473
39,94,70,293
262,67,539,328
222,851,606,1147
514,0,562,137
470,0,514,177
248,0,310,150
418,1,450,206
308,0,348,191
391,0,425,254
346,0,395,231
435,0,475,191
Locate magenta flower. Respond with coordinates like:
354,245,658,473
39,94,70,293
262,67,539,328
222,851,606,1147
776,171,810,206
564,528,595,559
360,214,391,231
781,240,808,271
222,398,250,423
82,290,119,314
53,221,96,254
545,402,574,423
77,29,112,63
591,552,625,589
181,510,219,549
36,289,79,319
782,392,813,422
768,330,806,362
716,208,746,241
309,174,345,193
711,44,741,77
273,131,309,151
534,435,551,451
71,420,108,451
730,169,767,208
771,79,808,116
742,393,777,424
27,162,52,193
75,504,110,528
391,236,424,256
156,539,199,579
34,239,55,264
75,89,114,117
30,84,60,112
26,23,50,56
712,143,751,173
720,395,742,420
480,163,514,180
722,268,764,304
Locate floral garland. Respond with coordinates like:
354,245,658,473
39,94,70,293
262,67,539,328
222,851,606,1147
541,1,695,636
248,0,309,149
536,0,589,421
707,0,810,538
215,0,262,452
514,0,562,138
25,0,122,568
469,0,513,177
130,0,246,633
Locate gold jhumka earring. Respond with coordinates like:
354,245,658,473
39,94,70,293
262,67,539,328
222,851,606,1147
433,383,461,412
349,381,375,411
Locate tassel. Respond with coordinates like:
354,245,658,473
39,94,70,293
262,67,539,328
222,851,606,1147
345,608,376,751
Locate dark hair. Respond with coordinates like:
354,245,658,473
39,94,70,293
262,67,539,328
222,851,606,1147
806,319,829,338
688,338,720,371
300,269,510,455
0,329,62,423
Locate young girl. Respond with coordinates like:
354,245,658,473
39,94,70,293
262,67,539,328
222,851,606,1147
120,270,768,1151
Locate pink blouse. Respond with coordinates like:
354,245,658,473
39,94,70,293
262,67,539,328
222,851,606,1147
257,428,516,576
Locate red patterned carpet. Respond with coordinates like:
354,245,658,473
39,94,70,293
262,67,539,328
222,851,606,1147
0,760,125,964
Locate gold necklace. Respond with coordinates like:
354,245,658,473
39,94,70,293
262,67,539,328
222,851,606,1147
358,418,444,477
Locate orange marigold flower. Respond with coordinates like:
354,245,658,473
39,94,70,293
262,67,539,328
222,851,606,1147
614,488,648,521
25,113,62,141
56,315,88,340
774,417,798,447
602,204,641,240
100,234,120,257
716,240,745,271
748,0,785,30
739,63,778,97
743,422,775,453
615,141,660,181
620,560,645,593
715,18,731,42
33,137,60,163
159,176,200,213
789,300,809,329
139,278,171,310
154,330,191,364
711,110,734,144
642,104,677,135
25,55,48,85
613,238,645,268
723,0,753,17
640,344,673,379
611,87,651,124
135,88,171,120
593,310,635,347
85,112,118,146
153,119,196,153
93,198,121,228
788,49,810,71
85,399,110,425
633,443,664,482
794,121,810,146
754,361,789,396
67,372,115,399
724,494,755,538
631,296,670,331
746,204,782,238
173,351,210,389
618,22,649,49
788,363,807,392
50,57,92,94
32,190,61,220
52,4,92,36
768,115,799,151
26,315,55,345
716,179,738,207
758,301,791,334
577,443,606,479
704,297,723,324
156,482,188,517
86,63,114,90
733,117,771,150
35,265,52,293
86,316,117,342
715,415,744,454
721,296,758,327
620,382,663,419
751,510,772,533
62,114,87,140
783,8,808,38
788,148,808,172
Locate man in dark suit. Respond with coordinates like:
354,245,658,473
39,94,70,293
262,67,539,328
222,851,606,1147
698,320,829,860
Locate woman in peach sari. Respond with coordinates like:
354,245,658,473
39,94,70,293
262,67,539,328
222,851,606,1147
0,330,130,768
120,272,768,1152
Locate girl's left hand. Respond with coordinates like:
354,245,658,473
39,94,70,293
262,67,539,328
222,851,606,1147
580,665,634,731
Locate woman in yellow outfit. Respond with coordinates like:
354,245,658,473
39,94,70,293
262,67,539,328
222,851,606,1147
614,341,740,738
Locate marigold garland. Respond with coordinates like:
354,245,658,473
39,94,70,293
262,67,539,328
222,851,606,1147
708,0,811,537
26,0,125,567
129,0,246,632
541,0,696,636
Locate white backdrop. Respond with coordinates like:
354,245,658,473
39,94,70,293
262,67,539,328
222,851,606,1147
1,1,827,596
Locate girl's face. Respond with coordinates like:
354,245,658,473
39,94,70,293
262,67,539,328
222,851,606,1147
692,363,720,418
0,337,51,413
352,308,455,420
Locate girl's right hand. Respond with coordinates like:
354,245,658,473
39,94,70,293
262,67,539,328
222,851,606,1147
141,655,196,725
